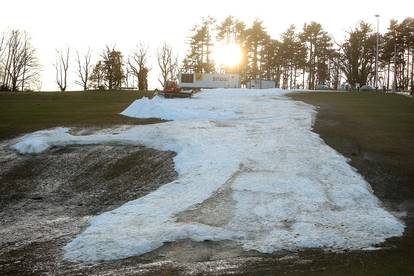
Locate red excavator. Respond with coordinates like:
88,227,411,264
158,80,194,98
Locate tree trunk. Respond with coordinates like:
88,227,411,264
21,67,26,91
293,67,297,88
406,50,410,90
308,43,313,89
393,45,397,91
386,62,390,90
411,48,414,94
302,68,305,89
3,50,11,87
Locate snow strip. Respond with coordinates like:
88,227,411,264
12,89,404,262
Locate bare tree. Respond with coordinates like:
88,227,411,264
157,42,178,88
1,32,12,89
0,32,6,66
128,43,150,90
75,48,92,91
0,33,5,56
123,63,135,88
0,32,6,87
54,47,70,91
1,30,40,91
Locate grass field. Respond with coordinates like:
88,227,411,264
290,92,414,276
290,92,414,204
0,90,157,140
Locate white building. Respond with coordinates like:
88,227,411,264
247,79,276,89
178,73,241,89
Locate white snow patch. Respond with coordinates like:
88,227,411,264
11,88,405,262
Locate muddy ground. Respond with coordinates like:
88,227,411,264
0,141,181,275
1,93,413,275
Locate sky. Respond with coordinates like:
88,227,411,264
1,0,413,91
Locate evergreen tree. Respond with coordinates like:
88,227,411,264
300,22,333,89
89,61,105,90
217,16,235,43
381,20,399,90
216,16,247,77
395,18,414,91
183,16,216,73
245,20,269,80
338,22,376,87
102,46,124,90
279,25,307,89
90,46,124,90
261,39,280,84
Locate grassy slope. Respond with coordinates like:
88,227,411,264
290,92,414,203
0,91,157,140
289,92,414,276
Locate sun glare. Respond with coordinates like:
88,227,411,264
214,42,242,68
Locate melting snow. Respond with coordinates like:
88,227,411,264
11,89,404,262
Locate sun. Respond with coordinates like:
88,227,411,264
213,42,242,68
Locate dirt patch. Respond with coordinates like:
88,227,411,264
0,143,177,275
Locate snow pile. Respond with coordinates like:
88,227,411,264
120,94,236,121
11,88,405,262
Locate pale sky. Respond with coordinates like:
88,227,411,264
1,0,413,90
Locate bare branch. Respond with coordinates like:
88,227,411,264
54,47,70,91
129,42,150,90
157,42,178,88
75,48,92,91
1,30,40,91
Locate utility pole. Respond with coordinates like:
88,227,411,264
375,14,380,90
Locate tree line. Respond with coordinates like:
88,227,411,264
52,42,178,92
183,16,414,91
0,31,177,92
1,16,413,92
0,30,40,91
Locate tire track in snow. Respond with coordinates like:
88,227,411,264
176,163,250,228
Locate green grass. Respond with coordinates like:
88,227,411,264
289,92,414,276
0,90,157,140
289,92,414,186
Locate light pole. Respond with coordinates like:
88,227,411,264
375,14,380,90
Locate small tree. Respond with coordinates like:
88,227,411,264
54,47,70,91
157,43,178,88
89,61,105,90
338,22,376,87
101,45,124,90
129,43,150,91
75,48,92,91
